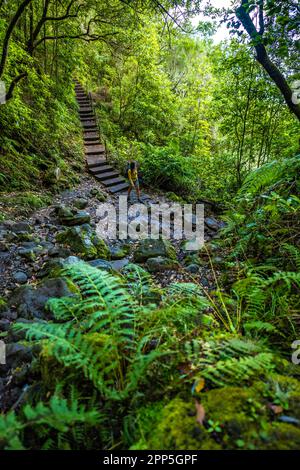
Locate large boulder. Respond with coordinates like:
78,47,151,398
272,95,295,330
56,224,110,260
133,239,176,263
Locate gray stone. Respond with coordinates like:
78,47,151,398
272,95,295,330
17,247,36,261
89,259,113,272
89,258,129,272
56,204,90,226
186,264,200,274
145,256,179,273
73,198,88,210
0,319,10,332
6,343,33,365
133,239,177,263
63,256,81,266
109,244,129,260
56,224,110,260
8,278,76,319
205,217,221,232
13,271,28,284
11,222,32,233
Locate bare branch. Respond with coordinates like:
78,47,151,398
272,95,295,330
5,72,28,101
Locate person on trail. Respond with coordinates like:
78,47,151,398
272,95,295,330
127,161,141,202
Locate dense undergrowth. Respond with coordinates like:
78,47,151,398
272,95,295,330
0,77,83,193
1,0,300,452
1,155,299,450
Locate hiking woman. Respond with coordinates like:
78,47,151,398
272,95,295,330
127,161,141,201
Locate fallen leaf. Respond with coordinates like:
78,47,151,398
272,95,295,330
195,400,205,425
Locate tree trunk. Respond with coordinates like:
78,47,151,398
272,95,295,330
236,2,300,121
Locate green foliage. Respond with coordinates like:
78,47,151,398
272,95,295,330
14,262,162,401
186,335,276,388
0,394,101,450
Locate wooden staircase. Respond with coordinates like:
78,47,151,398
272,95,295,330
75,81,129,194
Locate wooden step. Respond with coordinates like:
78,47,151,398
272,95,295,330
80,113,94,119
84,140,100,146
95,170,119,181
80,109,94,114
79,106,92,111
84,131,99,138
87,156,106,168
83,125,98,132
81,119,97,126
89,164,114,174
109,182,130,193
101,176,126,187
85,144,105,155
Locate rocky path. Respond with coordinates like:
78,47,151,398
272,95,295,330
0,141,224,414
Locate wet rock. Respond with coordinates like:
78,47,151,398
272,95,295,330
12,271,28,284
180,239,200,254
89,259,113,272
6,343,33,367
11,222,32,234
0,319,10,331
56,224,110,260
0,308,17,321
56,204,90,226
109,244,130,260
110,259,129,271
145,256,179,273
73,197,88,210
36,258,65,278
205,217,221,232
13,365,31,385
134,239,177,263
200,277,210,288
48,245,72,257
90,188,99,197
183,253,203,266
17,247,36,261
8,278,76,319
63,256,81,266
89,258,129,272
186,264,200,274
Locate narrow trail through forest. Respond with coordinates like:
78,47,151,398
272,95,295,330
0,83,224,412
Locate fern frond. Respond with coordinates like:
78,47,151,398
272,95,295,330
239,155,300,196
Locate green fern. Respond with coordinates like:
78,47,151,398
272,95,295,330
14,262,162,400
186,335,275,388
281,243,300,271
163,282,209,310
121,263,161,306
238,155,300,196
0,394,101,450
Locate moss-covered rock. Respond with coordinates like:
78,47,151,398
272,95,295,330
145,256,179,272
132,398,210,450
133,239,177,263
56,224,110,260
